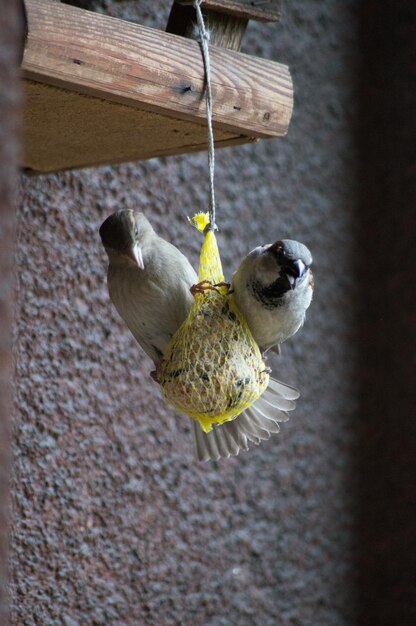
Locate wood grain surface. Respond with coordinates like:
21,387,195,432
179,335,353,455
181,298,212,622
167,3,248,51
177,0,281,22
22,0,292,138
22,80,254,172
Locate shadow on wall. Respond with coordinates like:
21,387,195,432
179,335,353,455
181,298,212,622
357,2,416,624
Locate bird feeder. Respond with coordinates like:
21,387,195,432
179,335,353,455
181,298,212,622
157,213,270,432
20,0,293,173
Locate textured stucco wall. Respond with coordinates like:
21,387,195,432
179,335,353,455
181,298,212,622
10,1,362,625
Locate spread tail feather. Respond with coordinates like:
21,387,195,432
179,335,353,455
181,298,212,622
191,377,299,462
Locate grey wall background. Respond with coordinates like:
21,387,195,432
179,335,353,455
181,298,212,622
5,1,415,625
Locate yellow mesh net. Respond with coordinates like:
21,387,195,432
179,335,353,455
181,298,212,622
157,213,269,432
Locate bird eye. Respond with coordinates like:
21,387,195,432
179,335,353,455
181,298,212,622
134,226,139,238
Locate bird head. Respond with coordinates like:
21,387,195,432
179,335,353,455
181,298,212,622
265,239,312,292
237,239,313,306
99,210,144,269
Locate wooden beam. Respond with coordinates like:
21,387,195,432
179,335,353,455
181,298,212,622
22,80,254,173
22,0,292,139
176,0,281,22
167,4,248,52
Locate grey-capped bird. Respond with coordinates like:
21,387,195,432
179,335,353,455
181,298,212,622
99,210,303,462
232,240,314,352
194,239,313,461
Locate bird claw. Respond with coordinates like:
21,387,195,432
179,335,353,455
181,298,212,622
150,370,160,384
190,280,231,297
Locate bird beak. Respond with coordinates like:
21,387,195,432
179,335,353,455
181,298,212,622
286,260,306,288
292,259,306,279
125,242,144,269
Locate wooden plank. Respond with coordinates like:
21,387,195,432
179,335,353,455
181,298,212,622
177,0,281,22
167,3,248,51
22,80,255,173
22,0,292,139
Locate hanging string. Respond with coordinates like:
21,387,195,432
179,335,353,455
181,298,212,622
193,0,217,231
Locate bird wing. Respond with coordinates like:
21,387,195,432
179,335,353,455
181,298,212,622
107,233,197,367
191,377,299,462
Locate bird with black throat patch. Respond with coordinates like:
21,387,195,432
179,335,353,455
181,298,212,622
99,210,312,462
231,239,314,353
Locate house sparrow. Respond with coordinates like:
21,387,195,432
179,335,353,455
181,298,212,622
99,210,197,366
194,239,313,461
231,239,313,352
99,210,301,462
